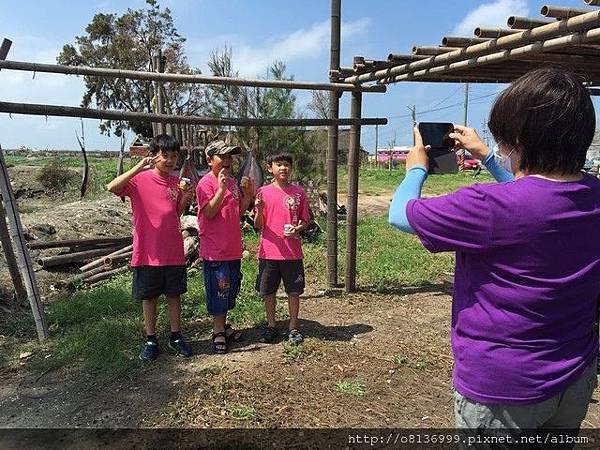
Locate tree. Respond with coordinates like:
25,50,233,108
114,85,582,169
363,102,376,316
307,90,329,119
58,0,204,137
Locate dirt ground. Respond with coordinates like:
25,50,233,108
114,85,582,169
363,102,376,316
1,167,600,434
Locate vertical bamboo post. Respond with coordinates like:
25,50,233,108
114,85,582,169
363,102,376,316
0,38,12,60
0,147,48,341
345,91,362,293
327,0,341,289
0,196,27,303
153,52,165,135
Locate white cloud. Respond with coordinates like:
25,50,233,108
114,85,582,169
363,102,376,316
452,0,529,37
188,18,371,77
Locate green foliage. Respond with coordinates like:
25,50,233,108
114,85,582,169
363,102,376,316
335,379,366,396
393,354,427,370
35,161,78,192
226,404,256,420
58,0,203,137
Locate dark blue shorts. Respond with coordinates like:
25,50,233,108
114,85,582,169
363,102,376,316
203,260,242,316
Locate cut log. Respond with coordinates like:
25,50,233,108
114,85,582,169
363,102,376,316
54,264,112,288
28,236,132,250
39,246,122,269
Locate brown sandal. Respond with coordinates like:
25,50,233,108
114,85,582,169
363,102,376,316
212,331,227,354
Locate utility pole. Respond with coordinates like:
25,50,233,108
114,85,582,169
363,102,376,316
408,105,417,145
481,120,490,148
374,124,379,169
463,83,469,126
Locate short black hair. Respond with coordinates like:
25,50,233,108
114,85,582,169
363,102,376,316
266,152,294,166
488,67,595,175
149,134,181,156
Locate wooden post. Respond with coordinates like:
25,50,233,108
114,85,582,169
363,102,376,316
0,197,27,303
0,147,48,341
345,91,362,293
327,0,341,289
0,38,12,60
153,52,165,135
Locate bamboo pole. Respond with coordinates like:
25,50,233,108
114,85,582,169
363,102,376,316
475,28,521,38
442,37,490,47
0,101,387,127
345,90,362,293
541,5,592,19
412,46,460,55
327,0,341,289
386,26,600,83
83,265,130,285
507,16,554,29
38,245,122,268
104,251,132,267
585,0,600,6
0,60,386,93
0,147,48,341
344,10,600,84
80,244,133,272
56,264,111,288
0,197,27,303
27,236,132,250
0,38,12,60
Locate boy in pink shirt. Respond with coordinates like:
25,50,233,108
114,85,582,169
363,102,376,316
254,152,311,345
107,135,194,361
196,141,255,354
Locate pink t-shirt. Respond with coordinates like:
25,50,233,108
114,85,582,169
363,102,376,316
257,183,310,260
196,172,243,261
119,170,185,267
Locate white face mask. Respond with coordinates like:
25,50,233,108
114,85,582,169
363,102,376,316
494,148,514,172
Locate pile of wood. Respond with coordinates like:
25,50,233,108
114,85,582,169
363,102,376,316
35,216,201,290
30,237,133,289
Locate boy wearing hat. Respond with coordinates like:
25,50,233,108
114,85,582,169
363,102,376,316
196,140,256,354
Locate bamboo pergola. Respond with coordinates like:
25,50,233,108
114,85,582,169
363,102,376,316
327,0,600,292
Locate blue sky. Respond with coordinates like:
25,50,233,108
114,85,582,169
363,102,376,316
0,0,594,152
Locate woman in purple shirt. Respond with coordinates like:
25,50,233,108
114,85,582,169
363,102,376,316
389,67,599,437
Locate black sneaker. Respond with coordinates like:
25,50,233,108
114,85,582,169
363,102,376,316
168,337,193,357
139,339,159,361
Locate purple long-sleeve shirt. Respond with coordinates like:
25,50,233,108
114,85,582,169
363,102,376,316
407,174,600,405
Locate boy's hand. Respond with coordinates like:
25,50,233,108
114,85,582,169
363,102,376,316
217,168,227,190
135,155,159,172
254,191,264,212
285,225,302,238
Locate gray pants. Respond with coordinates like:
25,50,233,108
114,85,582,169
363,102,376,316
454,359,597,449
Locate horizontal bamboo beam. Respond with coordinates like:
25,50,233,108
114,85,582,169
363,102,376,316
541,5,592,19
0,59,386,93
587,88,600,94
412,46,460,55
344,10,600,84
585,0,600,6
442,37,490,47
507,16,553,29
384,26,600,83
0,101,388,127
28,236,132,250
475,28,521,38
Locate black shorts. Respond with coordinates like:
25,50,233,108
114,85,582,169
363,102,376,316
132,266,187,301
255,259,305,296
